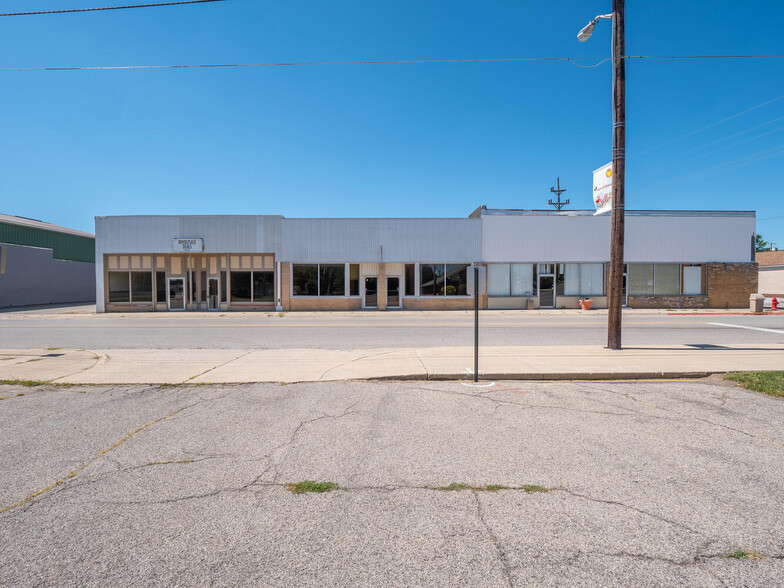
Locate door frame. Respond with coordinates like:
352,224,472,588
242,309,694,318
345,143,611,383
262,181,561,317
386,275,402,309
167,277,186,311
538,273,556,309
363,275,379,309
207,276,219,311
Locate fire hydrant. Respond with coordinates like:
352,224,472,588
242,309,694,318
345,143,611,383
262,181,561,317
773,297,779,311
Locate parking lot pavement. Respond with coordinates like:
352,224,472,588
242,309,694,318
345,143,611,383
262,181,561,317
1,379,783,587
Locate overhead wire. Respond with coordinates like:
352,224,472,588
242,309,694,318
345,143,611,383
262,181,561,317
0,0,224,17
2,53,784,72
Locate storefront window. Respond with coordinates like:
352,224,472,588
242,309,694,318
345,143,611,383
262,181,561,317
654,264,680,295
349,264,360,296
319,264,345,296
564,264,605,295
253,272,274,302
131,272,152,302
682,265,703,295
629,264,654,295
446,264,468,295
293,265,318,296
404,264,415,296
156,272,166,304
488,264,534,296
108,272,130,303
231,271,252,302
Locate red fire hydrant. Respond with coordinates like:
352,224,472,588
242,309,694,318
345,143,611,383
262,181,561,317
773,297,779,310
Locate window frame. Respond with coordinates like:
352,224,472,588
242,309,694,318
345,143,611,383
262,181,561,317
417,263,473,297
291,263,352,297
107,270,154,305
229,270,275,304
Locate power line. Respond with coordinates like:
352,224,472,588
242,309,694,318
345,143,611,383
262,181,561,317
0,0,224,17
2,53,784,72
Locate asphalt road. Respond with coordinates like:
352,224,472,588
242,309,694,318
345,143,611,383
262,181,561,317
0,304,783,349
1,379,783,587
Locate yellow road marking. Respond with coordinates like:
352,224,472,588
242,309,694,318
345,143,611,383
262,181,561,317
0,408,182,514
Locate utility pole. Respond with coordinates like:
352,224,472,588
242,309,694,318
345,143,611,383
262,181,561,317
607,0,625,350
548,177,570,211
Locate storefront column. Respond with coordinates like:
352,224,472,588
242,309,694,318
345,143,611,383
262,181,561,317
275,261,283,311
378,263,387,311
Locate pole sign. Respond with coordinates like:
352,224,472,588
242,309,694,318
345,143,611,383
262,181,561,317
172,238,203,252
593,162,613,215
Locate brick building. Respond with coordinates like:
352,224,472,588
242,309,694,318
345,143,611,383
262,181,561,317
94,208,757,313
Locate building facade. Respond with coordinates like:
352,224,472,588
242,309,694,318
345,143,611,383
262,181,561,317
756,250,784,297
1,214,95,309
95,208,757,313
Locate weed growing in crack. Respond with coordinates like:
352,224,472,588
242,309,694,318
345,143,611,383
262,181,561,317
286,481,339,494
146,460,195,466
0,379,48,387
727,550,765,561
434,483,551,493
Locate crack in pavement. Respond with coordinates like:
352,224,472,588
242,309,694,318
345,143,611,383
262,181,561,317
472,491,514,588
592,385,784,449
317,349,406,382
0,389,241,515
184,350,256,383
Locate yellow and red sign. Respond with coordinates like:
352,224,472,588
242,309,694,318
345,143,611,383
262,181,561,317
593,162,612,215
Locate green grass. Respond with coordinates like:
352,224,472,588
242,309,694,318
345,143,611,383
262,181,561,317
727,549,765,561
725,372,784,399
0,379,49,387
286,481,340,494
434,483,550,493
146,459,194,466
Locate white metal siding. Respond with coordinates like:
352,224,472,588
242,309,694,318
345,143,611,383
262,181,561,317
482,215,755,263
281,218,481,263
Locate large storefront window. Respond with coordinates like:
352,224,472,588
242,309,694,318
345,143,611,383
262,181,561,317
420,264,469,296
488,264,535,296
682,265,703,294
564,264,605,295
628,263,683,295
108,271,152,303
349,264,360,296
292,264,346,296
231,271,274,303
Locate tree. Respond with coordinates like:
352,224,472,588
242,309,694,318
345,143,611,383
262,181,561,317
755,234,770,252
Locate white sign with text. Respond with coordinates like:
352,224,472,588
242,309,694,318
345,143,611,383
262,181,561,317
593,162,613,215
172,238,204,252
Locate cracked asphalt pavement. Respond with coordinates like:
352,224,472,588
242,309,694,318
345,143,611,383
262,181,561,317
1,378,783,587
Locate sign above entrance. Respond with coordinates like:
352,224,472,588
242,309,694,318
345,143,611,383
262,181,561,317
592,162,612,215
173,238,203,252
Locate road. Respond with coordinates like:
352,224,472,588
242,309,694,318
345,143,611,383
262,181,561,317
1,379,782,587
0,304,783,349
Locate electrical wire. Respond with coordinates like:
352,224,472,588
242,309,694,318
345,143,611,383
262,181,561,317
0,0,224,17
2,54,784,72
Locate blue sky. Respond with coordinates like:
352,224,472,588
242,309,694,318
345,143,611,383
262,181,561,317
1,0,782,247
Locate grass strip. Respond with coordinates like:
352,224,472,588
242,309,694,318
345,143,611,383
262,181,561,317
286,481,340,494
725,371,784,399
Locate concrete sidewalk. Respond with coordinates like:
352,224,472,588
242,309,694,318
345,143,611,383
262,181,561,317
1,344,783,384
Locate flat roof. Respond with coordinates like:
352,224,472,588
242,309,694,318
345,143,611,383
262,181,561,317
756,250,784,266
0,213,94,238
480,208,756,218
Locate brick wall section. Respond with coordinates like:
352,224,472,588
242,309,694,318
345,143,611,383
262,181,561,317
707,262,758,308
288,297,363,311
281,263,291,311
402,297,479,310
628,295,709,309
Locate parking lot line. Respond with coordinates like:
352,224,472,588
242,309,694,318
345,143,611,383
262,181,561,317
709,322,784,335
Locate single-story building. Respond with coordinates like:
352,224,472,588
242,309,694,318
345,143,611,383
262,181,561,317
94,208,757,313
1,213,95,309
756,250,784,297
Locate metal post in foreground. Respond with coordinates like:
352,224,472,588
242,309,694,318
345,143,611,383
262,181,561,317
474,267,479,382
607,0,626,350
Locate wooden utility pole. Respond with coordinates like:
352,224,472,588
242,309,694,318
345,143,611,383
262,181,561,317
607,0,625,350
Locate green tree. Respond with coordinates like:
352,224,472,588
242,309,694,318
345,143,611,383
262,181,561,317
755,234,770,252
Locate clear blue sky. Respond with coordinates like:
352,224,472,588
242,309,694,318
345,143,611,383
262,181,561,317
1,0,782,247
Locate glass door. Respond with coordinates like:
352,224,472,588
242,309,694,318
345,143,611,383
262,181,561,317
387,277,400,308
168,278,185,311
538,275,555,308
207,277,219,310
364,277,378,308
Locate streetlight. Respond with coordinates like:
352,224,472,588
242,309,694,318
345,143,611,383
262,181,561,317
577,1,625,351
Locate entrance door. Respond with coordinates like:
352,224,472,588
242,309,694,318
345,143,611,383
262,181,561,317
207,277,219,310
364,277,378,308
168,278,185,311
538,275,555,308
387,277,400,308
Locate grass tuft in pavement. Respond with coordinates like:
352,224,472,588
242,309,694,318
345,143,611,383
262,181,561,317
435,483,550,493
287,481,340,494
0,379,49,387
725,372,784,399
727,549,765,561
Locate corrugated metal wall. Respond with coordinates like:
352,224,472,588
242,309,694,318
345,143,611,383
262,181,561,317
482,214,756,263
281,218,481,263
0,221,94,263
